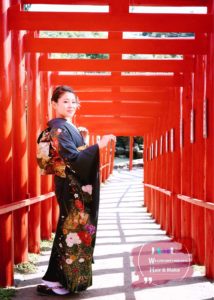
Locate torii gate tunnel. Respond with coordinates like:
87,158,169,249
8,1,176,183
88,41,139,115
0,0,214,287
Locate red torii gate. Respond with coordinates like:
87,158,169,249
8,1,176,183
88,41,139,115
0,0,214,287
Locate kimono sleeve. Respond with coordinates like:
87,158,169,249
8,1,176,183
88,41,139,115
52,127,100,185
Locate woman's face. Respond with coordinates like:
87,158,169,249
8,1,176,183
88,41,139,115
53,92,78,119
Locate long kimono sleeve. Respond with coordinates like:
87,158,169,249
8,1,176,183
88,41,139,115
52,127,100,185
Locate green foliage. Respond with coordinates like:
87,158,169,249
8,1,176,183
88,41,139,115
0,288,15,300
14,253,39,274
116,136,143,148
116,136,129,148
40,31,109,60
23,4,31,11
85,53,108,59
50,53,109,59
141,32,194,38
115,136,143,158
14,262,36,274
40,31,107,39
125,54,183,60
39,30,191,60
40,233,55,251
134,136,143,145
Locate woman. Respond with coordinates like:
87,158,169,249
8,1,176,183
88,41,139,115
37,85,115,295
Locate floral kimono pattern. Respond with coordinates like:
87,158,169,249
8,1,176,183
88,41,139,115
37,127,67,177
42,118,100,293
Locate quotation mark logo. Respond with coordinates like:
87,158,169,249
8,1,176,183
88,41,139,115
144,277,153,284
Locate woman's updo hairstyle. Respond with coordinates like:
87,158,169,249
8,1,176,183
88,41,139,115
51,85,80,108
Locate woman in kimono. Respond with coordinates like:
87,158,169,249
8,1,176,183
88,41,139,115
37,85,115,295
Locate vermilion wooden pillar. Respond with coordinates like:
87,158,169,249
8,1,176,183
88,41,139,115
143,135,147,207
172,87,181,240
157,119,164,225
40,63,53,240
143,134,149,209
159,119,166,227
158,122,165,224
149,129,154,216
180,69,193,254
153,122,159,222
149,133,155,215
102,145,107,182
160,129,169,229
147,135,153,214
11,0,28,263
0,0,13,287
148,135,153,212
26,33,41,253
110,140,115,174
145,133,153,210
158,121,164,225
99,147,103,183
165,96,175,235
162,142,169,231
104,144,108,181
106,140,111,179
89,134,95,146
100,139,104,183
205,1,214,279
191,54,205,265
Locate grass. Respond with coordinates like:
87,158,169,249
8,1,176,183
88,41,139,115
14,253,39,274
0,288,16,300
40,233,54,251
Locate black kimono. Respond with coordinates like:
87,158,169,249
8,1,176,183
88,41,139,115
42,118,100,293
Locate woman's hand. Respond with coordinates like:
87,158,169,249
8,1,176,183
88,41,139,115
78,126,89,145
78,126,89,140
98,134,116,149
